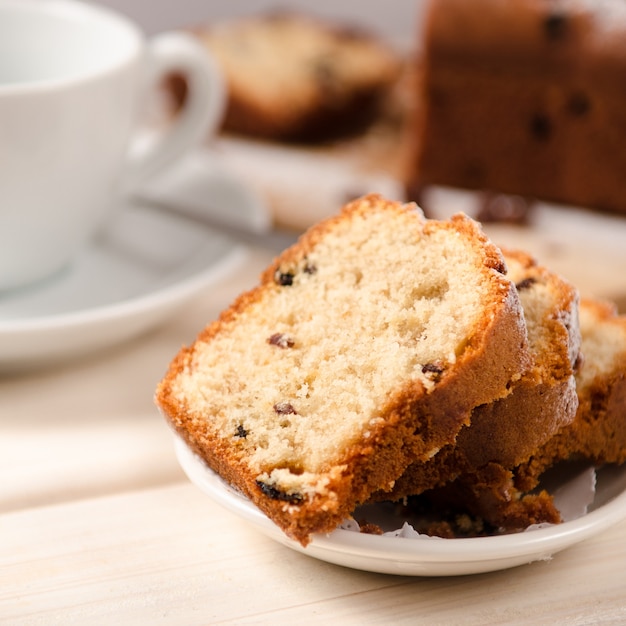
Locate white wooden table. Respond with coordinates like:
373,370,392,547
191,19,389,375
2,227,626,625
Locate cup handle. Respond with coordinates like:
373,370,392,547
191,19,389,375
122,31,226,191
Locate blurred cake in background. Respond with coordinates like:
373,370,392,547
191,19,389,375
164,10,409,230
168,11,402,143
408,0,626,217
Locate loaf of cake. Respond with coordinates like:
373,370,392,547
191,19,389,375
409,0,626,215
169,12,401,143
156,194,531,545
371,247,581,504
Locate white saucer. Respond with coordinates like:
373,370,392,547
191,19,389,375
0,199,247,371
174,437,626,577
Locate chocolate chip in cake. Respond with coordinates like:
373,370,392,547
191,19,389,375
274,270,295,286
462,161,487,186
235,424,248,438
544,12,568,41
303,260,317,275
567,92,591,117
516,277,538,291
268,333,295,348
422,361,445,381
530,113,552,141
273,402,297,415
256,480,303,503
483,256,507,275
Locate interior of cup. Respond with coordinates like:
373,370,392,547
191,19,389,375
0,0,143,87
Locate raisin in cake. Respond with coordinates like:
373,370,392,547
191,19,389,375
372,247,581,506
408,0,626,215
156,194,530,545
169,12,401,143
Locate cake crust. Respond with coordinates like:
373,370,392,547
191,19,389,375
516,297,626,490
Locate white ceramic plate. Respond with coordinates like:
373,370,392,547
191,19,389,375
0,199,247,371
174,437,626,576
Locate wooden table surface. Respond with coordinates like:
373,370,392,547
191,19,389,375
2,194,626,624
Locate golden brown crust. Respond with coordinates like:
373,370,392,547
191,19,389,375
156,194,530,545
464,247,581,466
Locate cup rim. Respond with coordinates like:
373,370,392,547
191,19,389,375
0,0,145,94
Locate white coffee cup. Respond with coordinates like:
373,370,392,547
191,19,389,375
0,0,226,291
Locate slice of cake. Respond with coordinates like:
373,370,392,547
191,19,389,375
516,297,626,490
168,11,401,143
156,194,530,545
371,247,581,503
408,0,626,216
